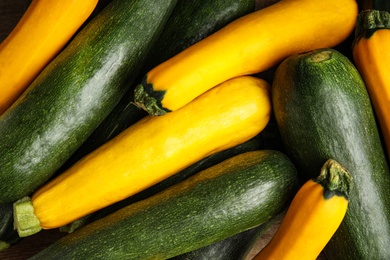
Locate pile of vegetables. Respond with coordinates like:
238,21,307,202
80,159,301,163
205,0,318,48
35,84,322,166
1,0,390,259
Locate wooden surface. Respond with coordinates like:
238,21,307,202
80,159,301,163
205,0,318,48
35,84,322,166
0,0,327,259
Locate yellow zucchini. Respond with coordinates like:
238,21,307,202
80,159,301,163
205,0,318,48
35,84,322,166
134,0,358,115
14,75,271,235
0,0,98,115
353,10,390,160
254,159,353,260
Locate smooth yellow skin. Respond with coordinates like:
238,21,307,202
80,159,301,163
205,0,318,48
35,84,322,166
32,76,271,229
353,29,390,161
0,0,98,115
146,0,358,112
254,180,349,260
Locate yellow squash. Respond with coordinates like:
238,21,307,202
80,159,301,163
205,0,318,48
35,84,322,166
353,9,390,160
14,75,271,235
134,0,358,115
0,0,98,115
254,159,353,260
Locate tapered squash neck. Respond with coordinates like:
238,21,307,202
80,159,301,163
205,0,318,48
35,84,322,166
313,159,353,200
355,9,390,40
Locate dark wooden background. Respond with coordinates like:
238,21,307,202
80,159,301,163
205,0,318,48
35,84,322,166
0,0,329,259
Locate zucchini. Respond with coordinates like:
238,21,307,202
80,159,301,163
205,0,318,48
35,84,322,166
14,75,271,235
60,0,256,170
255,159,353,260
352,10,390,160
29,150,299,260
61,128,282,233
133,0,358,116
0,0,178,203
272,48,390,259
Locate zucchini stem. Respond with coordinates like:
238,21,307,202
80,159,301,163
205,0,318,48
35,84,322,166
13,197,42,237
134,83,170,116
314,159,353,200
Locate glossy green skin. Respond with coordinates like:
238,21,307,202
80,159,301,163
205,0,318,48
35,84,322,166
30,150,299,260
0,0,178,203
272,48,390,259
60,0,256,171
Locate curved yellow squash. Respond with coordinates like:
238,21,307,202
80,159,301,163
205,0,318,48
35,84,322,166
134,0,358,115
0,0,98,115
254,159,352,260
353,10,390,161
29,76,271,230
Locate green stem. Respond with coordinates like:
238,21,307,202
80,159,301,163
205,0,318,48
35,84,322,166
355,9,390,40
13,197,42,237
314,159,353,200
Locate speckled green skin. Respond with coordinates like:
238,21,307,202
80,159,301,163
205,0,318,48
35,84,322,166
272,48,390,260
29,150,299,260
0,0,178,203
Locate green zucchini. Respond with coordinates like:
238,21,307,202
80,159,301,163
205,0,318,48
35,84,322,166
0,0,177,203
30,150,299,260
60,0,256,171
272,48,390,259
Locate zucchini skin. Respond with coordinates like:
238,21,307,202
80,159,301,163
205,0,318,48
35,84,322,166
272,49,390,259
61,0,256,170
29,150,299,260
0,0,178,203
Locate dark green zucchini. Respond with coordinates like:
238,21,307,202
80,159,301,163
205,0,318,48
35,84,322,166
60,0,256,171
0,0,178,203
272,48,390,259
30,150,299,260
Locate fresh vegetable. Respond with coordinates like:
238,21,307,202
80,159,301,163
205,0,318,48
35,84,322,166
59,0,256,170
133,0,358,116
353,9,390,160
28,150,299,260
61,129,281,233
254,159,353,260
0,0,98,115
272,48,390,259
0,0,178,203
14,75,272,235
